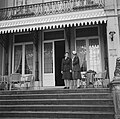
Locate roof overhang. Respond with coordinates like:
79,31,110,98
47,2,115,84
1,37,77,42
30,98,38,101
0,9,107,34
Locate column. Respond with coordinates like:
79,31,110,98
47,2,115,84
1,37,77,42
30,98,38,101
33,30,39,89
38,30,43,88
8,34,13,76
65,27,70,53
70,26,75,57
107,16,120,81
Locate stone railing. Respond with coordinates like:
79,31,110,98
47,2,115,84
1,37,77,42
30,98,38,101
110,77,120,119
0,0,104,21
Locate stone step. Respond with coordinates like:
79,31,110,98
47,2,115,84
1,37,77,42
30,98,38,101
0,99,113,105
0,105,114,112
0,111,114,119
0,88,111,95
0,93,112,100
0,88,114,119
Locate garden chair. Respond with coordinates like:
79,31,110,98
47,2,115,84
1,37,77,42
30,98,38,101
93,70,107,88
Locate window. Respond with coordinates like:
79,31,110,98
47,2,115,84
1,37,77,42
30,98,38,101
76,27,98,38
44,30,64,41
14,34,33,43
76,40,87,72
76,38,101,73
14,45,22,74
89,38,101,72
14,0,27,6
13,33,33,75
44,43,53,73
14,44,33,74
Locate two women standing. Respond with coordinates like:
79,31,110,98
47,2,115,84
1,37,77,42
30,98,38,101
61,51,81,89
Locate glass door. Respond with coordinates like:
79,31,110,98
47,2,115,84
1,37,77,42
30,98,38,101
13,43,33,75
76,38,101,73
88,38,101,73
76,39,87,73
43,42,55,86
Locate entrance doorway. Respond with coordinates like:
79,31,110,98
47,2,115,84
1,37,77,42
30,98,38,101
55,40,65,86
43,40,65,87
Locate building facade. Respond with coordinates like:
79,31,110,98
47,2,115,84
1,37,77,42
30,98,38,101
0,0,120,88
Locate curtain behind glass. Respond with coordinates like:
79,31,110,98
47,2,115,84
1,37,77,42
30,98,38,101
25,44,33,74
89,38,101,73
76,40,87,72
44,43,53,73
14,45,22,73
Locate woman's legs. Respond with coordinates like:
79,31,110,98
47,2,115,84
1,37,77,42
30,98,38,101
64,79,67,88
77,79,80,88
66,80,70,88
73,80,77,89
64,79,70,89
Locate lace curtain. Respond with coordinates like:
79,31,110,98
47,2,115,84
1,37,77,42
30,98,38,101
89,38,101,73
25,44,33,74
44,43,53,73
76,40,87,72
14,45,22,73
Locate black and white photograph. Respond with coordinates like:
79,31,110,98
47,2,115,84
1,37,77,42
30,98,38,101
0,0,120,118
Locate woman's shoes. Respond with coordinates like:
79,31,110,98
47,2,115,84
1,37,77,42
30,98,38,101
64,87,69,89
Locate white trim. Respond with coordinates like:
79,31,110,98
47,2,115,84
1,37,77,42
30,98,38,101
0,9,107,33
42,31,65,86
22,44,25,75
53,41,55,86
43,41,55,86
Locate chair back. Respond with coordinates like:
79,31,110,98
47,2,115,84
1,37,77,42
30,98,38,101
94,70,107,80
10,73,21,83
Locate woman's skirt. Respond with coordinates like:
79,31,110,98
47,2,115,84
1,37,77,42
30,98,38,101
72,71,81,80
62,71,72,80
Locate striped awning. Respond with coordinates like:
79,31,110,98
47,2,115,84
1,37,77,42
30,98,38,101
0,9,107,34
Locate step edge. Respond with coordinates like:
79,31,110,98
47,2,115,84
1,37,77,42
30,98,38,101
0,93,112,97
0,104,114,107
0,111,115,115
0,98,113,101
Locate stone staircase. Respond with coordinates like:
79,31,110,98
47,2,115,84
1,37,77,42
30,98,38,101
0,88,115,119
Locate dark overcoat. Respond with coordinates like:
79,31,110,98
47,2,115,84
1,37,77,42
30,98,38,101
72,56,81,80
72,56,81,71
61,57,72,80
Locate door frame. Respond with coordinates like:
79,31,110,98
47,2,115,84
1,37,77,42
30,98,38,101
42,41,55,86
42,39,65,87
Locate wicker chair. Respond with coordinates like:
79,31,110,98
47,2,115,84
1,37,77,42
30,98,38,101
21,74,34,90
93,70,107,88
9,73,22,90
0,75,9,90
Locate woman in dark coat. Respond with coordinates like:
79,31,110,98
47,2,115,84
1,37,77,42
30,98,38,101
72,51,81,89
61,52,72,89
